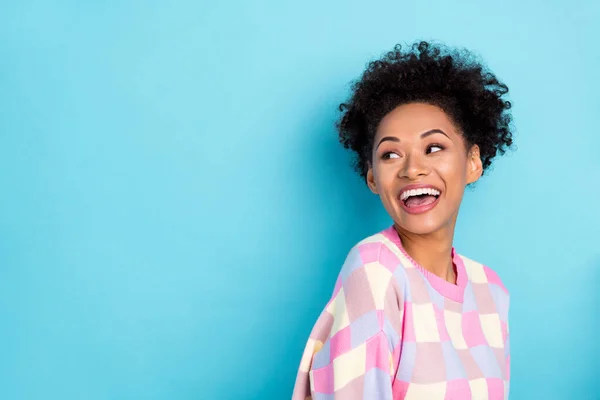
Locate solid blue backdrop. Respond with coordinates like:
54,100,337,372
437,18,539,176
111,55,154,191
1,1,598,399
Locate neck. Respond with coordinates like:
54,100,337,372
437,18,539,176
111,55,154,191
394,223,456,284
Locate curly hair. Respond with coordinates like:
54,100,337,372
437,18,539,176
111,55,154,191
337,41,514,180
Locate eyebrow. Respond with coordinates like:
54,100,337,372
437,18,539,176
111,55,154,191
376,129,449,149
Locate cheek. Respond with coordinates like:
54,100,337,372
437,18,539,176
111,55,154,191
438,153,469,183
372,165,398,202
373,163,397,188
435,159,469,206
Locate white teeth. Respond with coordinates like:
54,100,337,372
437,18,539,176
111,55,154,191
400,187,441,201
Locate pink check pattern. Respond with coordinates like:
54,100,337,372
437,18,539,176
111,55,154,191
292,226,510,400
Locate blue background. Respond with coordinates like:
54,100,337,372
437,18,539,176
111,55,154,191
1,1,598,399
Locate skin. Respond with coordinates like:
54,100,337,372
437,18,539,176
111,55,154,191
366,103,483,284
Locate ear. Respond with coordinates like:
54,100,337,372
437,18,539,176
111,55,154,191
466,144,483,184
366,165,379,194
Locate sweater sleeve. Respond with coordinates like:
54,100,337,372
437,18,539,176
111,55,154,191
292,243,404,400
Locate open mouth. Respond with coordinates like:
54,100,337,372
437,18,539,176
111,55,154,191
399,187,441,213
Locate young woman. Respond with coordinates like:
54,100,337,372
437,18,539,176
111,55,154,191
292,41,514,400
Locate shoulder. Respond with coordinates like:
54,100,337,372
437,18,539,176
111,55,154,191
458,254,509,295
339,227,406,278
458,253,509,324
459,254,511,326
332,228,408,301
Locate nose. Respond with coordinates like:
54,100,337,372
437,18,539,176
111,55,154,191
399,151,430,180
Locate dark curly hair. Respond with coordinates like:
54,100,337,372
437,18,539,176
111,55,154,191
337,41,514,180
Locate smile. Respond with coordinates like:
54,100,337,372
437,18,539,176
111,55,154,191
398,185,442,215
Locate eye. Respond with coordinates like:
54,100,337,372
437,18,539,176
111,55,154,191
382,152,400,160
427,144,444,154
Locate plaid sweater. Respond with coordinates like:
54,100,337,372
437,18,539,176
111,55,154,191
292,226,510,400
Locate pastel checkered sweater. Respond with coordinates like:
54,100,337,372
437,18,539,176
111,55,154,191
292,226,510,400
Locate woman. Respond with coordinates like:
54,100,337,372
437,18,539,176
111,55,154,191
292,41,513,400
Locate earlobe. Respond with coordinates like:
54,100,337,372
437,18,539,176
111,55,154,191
366,168,378,194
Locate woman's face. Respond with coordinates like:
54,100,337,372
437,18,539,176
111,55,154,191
367,102,482,236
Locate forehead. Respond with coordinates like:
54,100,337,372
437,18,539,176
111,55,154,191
376,102,459,138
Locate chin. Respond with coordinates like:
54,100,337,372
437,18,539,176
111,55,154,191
395,219,443,235
388,203,449,235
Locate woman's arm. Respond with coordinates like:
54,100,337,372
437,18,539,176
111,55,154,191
292,244,404,400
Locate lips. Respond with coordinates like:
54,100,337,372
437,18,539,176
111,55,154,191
398,184,442,215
